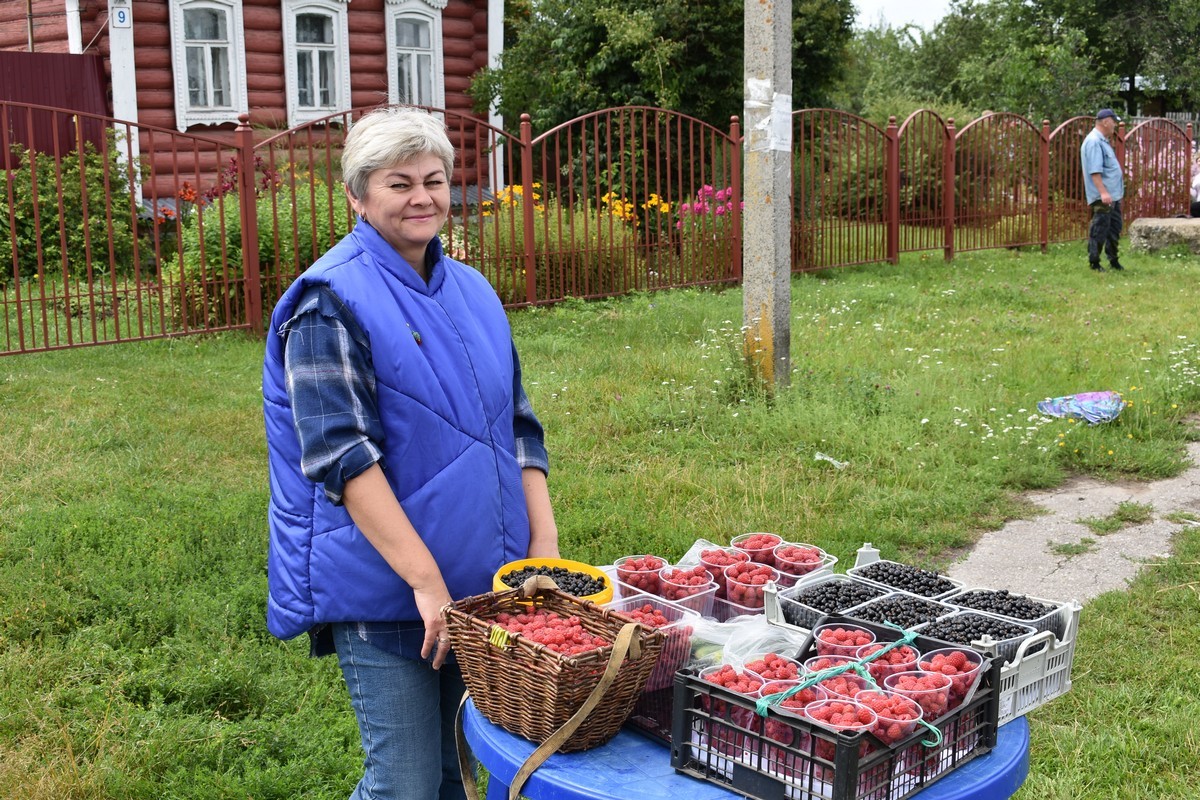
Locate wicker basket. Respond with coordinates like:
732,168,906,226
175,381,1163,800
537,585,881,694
443,576,666,753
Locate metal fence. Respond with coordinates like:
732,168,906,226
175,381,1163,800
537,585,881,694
2,101,1193,356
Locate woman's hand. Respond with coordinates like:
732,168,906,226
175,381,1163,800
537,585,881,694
412,579,454,669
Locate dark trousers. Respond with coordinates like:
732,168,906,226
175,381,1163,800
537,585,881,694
1087,199,1122,265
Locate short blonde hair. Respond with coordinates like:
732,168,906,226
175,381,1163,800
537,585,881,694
341,107,455,200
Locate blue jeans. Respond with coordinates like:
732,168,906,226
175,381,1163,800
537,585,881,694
332,622,474,800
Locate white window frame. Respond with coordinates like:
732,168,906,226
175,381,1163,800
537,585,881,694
168,0,249,132
385,0,447,109
283,0,352,127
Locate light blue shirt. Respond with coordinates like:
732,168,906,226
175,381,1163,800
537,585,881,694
1080,128,1123,204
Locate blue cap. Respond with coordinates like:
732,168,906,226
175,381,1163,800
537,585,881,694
1096,108,1120,122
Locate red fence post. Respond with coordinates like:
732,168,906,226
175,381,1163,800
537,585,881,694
885,116,900,264
730,115,743,281
1039,119,1051,252
944,118,956,261
236,113,263,335
1189,123,1195,218
519,114,536,304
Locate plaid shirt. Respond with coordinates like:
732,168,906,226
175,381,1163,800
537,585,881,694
280,283,550,658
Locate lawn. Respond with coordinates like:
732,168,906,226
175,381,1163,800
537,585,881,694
1,241,1198,798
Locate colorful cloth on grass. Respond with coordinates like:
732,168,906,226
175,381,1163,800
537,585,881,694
1036,391,1125,424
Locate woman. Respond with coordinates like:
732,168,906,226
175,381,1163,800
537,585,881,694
262,107,559,799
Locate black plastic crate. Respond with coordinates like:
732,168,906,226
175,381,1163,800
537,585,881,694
670,615,1001,800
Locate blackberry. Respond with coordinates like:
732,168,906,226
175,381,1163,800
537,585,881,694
847,594,950,628
950,589,1054,621
921,612,1031,645
788,579,884,615
854,561,957,597
500,565,607,597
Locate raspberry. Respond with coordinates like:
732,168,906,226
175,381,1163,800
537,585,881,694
659,565,715,601
724,562,779,608
615,554,666,594
731,532,783,565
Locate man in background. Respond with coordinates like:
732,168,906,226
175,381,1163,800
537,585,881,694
1080,108,1126,272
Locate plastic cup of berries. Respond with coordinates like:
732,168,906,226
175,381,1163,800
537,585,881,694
772,542,826,586
803,698,878,774
758,680,826,750
854,688,924,747
614,554,666,596
856,641,921,683
698,547,749,598
742,652,803,682
723,562,780,610
698,664,766,741
919,647,985,710
803,654,873,699
731,532,783,566
813,623,876,658
657,565,717,614
883,670,952,722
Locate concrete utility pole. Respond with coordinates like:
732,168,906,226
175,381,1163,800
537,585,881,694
742,0,792,389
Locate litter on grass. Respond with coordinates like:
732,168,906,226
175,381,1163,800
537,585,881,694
1036,391,1125,425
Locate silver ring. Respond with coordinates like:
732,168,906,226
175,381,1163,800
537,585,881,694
438,637,450,644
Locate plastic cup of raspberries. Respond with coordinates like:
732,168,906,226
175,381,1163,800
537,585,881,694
723,561,780,610
803,698,878,773
657,565,717,614
813,623,876,658
919,647,984,710
758,680,827,752
854,688,924,747
773,542,826,587
742,651,803,682
856,641,921,683
803,654,874,699
731,532,783,566
698,546,750,599
883,670,952,721
614,554,666,596
698,663,766,743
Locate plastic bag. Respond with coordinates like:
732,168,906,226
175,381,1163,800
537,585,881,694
1036,391,1125,424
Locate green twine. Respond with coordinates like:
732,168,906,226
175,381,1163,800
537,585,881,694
753,623,942,748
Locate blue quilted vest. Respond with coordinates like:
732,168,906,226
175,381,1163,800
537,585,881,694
262,222,531,640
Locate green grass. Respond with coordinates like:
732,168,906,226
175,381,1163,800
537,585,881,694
1077,501,1156,535
1,242,1199,797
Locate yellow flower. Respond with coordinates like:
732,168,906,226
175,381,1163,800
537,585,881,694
1058,441,1065,447
1108,450,1114,455
1127,434,1133,438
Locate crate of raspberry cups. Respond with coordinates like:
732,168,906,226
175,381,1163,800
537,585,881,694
671,612,1003,800
765,574,888,632
657,564,719,616
604,592,701,743
846,559,965,600
442,575,665,753
613,554,667,597
772,542,837,588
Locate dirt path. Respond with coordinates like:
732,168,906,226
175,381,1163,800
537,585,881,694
948,440,1200,603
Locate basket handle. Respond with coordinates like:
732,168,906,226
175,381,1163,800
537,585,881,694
519,573,563,596
456,621,642,800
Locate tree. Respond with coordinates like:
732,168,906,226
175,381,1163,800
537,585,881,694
469,0,854,132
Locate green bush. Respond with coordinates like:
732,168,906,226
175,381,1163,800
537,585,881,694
1,136,138,282
170,163,351,328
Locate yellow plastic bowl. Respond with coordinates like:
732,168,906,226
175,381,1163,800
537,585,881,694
493,557,614,605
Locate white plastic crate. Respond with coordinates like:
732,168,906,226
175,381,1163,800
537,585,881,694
994,600,1081,725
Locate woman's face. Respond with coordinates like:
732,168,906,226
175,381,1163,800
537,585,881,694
347,154,450,269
